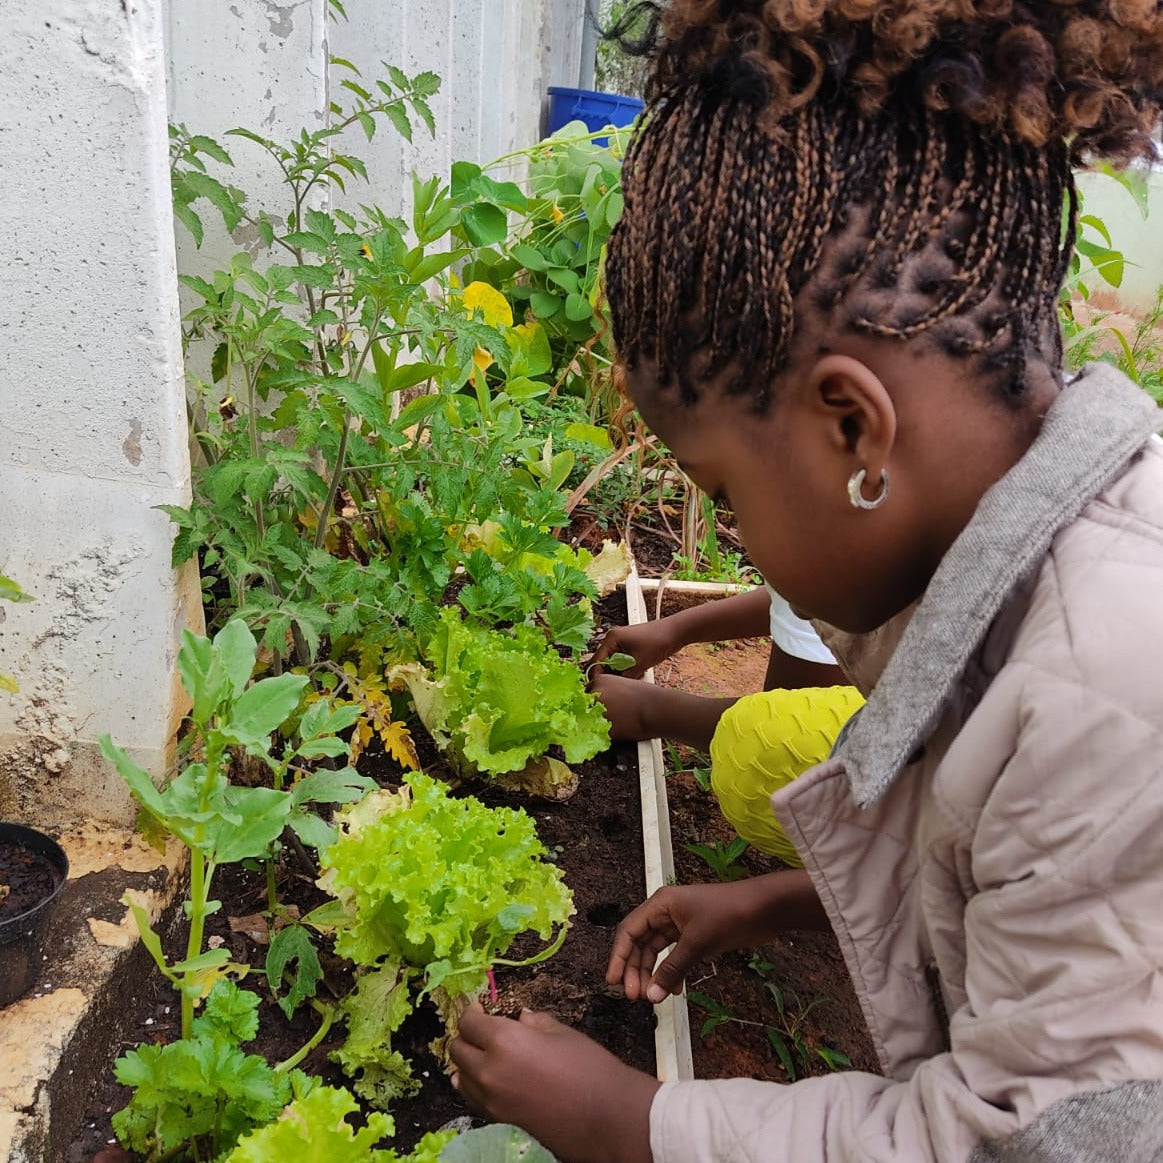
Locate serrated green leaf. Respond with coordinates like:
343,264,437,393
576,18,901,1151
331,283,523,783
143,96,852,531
173,200,204,247
265,925,323,1019
190,135,234,166
383,101,413,143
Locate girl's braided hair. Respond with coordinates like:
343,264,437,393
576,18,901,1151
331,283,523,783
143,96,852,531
604,1,1163,408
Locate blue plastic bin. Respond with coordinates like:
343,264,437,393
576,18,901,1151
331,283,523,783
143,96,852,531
546,87,644,145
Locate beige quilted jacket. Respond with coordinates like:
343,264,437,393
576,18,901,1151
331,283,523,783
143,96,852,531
650,366,1163,1163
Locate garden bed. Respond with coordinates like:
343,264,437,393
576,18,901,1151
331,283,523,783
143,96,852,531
68,584,876,1162
640,580,878,1085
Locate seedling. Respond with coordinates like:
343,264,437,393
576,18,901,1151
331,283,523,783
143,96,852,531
689,962,852,1083
685,836,749,882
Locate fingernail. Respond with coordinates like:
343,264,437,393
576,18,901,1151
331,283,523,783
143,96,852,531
646,984,666,1003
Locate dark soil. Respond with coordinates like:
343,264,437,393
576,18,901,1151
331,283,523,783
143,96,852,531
69,592,653,1161
0,835,64,918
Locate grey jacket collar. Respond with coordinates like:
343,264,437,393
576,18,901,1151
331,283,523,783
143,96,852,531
840,364,1162,807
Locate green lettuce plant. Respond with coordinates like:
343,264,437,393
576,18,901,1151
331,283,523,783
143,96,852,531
309,772,574,1106
390,608,609,786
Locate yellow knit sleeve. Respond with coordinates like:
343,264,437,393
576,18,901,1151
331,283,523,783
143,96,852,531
709,686,865,866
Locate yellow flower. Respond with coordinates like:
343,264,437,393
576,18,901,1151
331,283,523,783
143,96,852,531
462,281,513,328
473,346,495,373
551,203,565,224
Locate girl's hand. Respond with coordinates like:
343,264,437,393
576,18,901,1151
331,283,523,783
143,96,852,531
591,672,666,741
607,873,830,1001
591,620,681,678
450,1005,658,1163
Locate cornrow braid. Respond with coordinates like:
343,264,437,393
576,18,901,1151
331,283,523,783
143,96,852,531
604,0,1162,410
608,81,1077,407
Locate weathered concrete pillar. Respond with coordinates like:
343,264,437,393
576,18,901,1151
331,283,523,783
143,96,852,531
329,0,585,218
0,0,202,827
163,0,330,268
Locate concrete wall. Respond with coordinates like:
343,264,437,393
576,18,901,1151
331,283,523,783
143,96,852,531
0,0,202,826
329,0,582,218
162,0,586,389
1076,167,1163,315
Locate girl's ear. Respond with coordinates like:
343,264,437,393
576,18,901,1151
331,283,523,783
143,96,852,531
802,353,897,481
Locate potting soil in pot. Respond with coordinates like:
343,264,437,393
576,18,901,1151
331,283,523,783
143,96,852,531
0,825,68,1008
0,841,62,917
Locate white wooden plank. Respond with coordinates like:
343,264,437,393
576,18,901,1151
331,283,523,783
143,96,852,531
625,567,695,1083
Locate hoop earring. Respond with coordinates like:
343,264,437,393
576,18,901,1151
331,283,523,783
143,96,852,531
847,468,889,511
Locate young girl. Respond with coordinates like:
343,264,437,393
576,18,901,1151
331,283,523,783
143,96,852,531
449,3,1163,1161
592,585,863,864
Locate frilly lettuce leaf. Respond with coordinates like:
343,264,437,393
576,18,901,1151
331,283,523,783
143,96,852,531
321,773,573,988
319,774,573,1103
389,608,608,777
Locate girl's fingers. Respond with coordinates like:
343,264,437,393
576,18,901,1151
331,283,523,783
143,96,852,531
613,928,676,999
455,1003,497,1049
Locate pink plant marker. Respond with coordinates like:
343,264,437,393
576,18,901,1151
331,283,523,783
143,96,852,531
486,968,498,1005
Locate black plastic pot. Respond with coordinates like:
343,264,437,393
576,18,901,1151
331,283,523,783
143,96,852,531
0,822,68,1008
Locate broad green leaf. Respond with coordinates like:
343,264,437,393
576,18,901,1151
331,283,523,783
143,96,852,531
441,1125,559,1163
404,245,469,283
511,243,550,272
291,767,374,805
0,575,33,603
223,673,310,746
288,809,336,852
170,946,232,977
213,786,292,863
178,630,226,726
214,619,258,699
564,292,592,322
451,160,483,201
460,203,508,247
101,735,168,819
297,696,332,742
295,737,348,758
546,267,579,294
564,421,611,449
1079,214,1112,247
395,392,445,431
504,376,550,400
529,289,560,319
603,652,637,673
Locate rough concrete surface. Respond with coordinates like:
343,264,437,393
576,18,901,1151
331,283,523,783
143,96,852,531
0,824,185,1163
